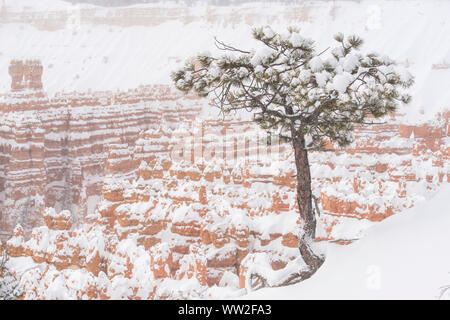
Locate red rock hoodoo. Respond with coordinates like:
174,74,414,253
1,61,448,299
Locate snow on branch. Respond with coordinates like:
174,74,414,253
172,26,414,150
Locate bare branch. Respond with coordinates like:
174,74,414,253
214,37,251,54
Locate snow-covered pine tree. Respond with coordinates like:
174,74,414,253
171,26,413,285
0,249,22,300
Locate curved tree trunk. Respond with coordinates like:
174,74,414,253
248,131,325,290
291,130,325,277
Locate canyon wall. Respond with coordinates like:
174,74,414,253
1,59,447,297
0,3,314,31
0,61,201,240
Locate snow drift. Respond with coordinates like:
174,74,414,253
244,184,450,299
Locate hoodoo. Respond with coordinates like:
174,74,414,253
8,59,43,92
8,60,24,92
23,60,43,91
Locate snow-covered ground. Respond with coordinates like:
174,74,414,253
244,184,450,300
7,185,449,299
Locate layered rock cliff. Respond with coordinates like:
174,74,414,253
2,68,447,297
0,61,200,240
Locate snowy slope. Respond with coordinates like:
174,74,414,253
243,184,450,300
0,0,449,123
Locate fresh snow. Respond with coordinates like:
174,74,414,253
243,184,450,300
0,0,449,124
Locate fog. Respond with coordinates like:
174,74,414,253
66,0,336,7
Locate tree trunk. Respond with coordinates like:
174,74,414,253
291,130,324,277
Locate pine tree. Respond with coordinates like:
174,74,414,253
0,249,22,300
171,26,413,285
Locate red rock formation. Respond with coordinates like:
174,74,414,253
83,109,447,291
43,208,72,231
0,63,202,240
8,60,24,92
5,107,448,298
23,60,43,91
1,62,448,299
6,224,25,257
